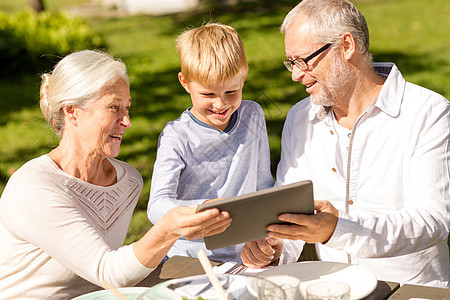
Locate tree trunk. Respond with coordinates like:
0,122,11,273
29,0,45,12
215,0,238,5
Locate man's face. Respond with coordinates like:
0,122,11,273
284,15,352,107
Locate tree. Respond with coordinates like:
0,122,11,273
216,0,238,4
29,0,45,12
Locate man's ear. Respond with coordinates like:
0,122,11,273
62,105,78,126
178,72,190,93
341,31,356,60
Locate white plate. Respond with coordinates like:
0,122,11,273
140,274,258,299
257,261,377,300
73,287,150,300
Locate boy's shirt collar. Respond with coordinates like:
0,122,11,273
185,108,238,133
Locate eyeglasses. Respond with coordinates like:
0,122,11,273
284,43,332,72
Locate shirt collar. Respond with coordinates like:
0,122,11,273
184,108,238,133
372,62,405,118
308,104,329,121
308,62,406,121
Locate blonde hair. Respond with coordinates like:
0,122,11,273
40,50,128,137
176,22,248,86
281,0,372,62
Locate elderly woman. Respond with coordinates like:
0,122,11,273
0,50,231,299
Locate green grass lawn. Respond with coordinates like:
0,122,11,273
1,0,449,243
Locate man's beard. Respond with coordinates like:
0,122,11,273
310,52,354,107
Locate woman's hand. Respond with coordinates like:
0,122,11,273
201,198,224,204
162,206,232,240
134,206,231,268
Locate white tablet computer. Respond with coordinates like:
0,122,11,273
196,180,314,250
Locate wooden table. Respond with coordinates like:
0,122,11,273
387,284,450,299
136,256,401,299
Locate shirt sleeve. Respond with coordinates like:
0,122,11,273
4,177,153,288
147,129,201,224
326,100,450,258
279,239,304,265
256,110,275,190
275,106,298,187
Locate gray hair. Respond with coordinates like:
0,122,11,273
281,0,371,61
40,50,129,137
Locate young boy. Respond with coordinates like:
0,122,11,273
147,22,274,262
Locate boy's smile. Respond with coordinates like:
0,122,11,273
179,72,247,131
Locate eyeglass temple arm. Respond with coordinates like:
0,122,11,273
303,43,332,63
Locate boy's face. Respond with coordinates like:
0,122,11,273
179,72,246,131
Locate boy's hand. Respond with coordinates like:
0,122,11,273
241,237,284,269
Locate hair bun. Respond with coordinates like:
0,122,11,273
40,73,51,107
39,73,56,129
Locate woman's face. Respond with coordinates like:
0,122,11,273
75,78,132,158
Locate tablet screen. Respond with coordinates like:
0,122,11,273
197,180,314,250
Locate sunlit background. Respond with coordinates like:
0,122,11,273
1,0,449,242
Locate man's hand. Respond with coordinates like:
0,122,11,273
267,200,339,244
241,237,284,268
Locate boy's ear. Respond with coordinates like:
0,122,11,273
242,70,248,82
178,72,190,93
244,73,248,81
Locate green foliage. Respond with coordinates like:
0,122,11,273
124,210,152,245
0,0,449,243
0,0,91,12
0,10,104,77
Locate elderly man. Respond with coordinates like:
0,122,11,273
241,0,449,288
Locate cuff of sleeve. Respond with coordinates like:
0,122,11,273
125,244,155,284
279,239,304,265
103,244,155,287
325,210,358,249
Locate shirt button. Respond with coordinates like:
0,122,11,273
349,200,354,205
330,130,334,135
331,167,337,172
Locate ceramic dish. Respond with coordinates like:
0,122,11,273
257,261,377,299
72,287,150,300
138,274,284,300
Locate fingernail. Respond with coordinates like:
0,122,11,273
279,215,287,221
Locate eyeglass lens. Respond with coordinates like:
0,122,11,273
284,43,332,72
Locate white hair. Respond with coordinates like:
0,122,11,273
40,50,128,137
281,0,372,61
